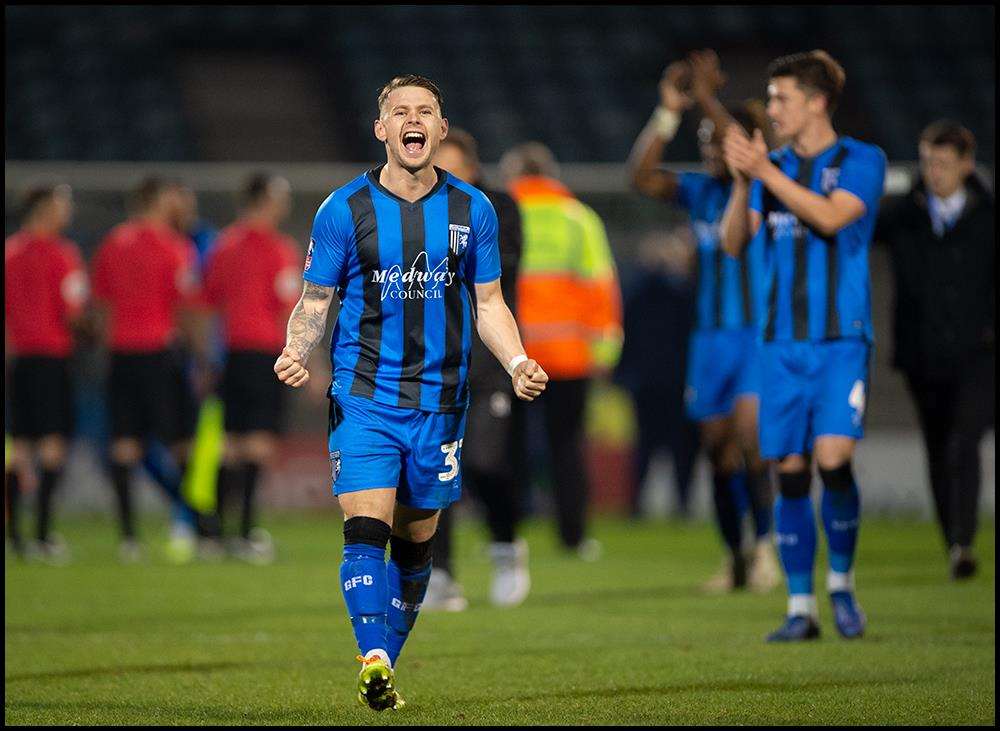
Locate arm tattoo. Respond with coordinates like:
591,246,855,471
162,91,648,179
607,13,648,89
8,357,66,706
286,282,334,359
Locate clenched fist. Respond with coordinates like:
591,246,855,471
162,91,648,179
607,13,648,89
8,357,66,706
512,359,549,401
274,346,310,388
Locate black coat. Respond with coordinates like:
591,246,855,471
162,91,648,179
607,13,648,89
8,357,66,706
613,264,695,397
877,174,995,382
468,186,523,391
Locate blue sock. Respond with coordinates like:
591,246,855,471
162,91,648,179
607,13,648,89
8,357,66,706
141,441,195,528
386,535,434,667
819,464,861,576
341,518,391,657
775,471,816,600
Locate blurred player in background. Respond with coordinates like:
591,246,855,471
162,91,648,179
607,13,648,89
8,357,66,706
129,180,223,550
175,182,219,268
91,177,205,562
721,50,887,641
273,75,547,711
879,121,995,579
427,128,528,610
4,184,88,563
204,172,301,563
613,228,699,519
627,50,779,592
501,141,623,560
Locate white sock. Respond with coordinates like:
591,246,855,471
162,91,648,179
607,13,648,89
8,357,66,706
788,594,818,619
364,649,391,667
827,570,854,593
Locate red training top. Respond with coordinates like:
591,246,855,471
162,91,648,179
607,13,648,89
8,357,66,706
203,221,301,352
4,231,88,357
91,221,198,353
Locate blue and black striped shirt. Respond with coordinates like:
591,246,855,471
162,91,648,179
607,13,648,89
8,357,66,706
677,172,766,332
750,137,886,343
304,166,502,413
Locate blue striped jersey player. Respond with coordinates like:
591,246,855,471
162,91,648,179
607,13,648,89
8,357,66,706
627,52,779,595
274,74,548,711
721,50,886,643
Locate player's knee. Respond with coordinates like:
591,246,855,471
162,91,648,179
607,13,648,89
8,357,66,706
818,462,855,493
37,437,67,469
389,534,434,572
242,432,276,465
778,470,812,499
110,439,142,466
706,436,738,472
343,515,392,551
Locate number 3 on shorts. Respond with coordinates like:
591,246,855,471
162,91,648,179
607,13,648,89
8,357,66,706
438,439,464,482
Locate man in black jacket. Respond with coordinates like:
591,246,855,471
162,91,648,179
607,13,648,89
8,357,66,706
878,120,995,579
425,128,529,609
613,228,699,519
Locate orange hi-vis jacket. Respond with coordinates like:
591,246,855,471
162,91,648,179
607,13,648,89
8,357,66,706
509,176,624,381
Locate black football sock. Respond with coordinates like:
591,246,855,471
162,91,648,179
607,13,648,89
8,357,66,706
37,467,63,543
215,464,242,539
240,462,261,539
110,462,135,540
712,471,743,556
6,471,23,551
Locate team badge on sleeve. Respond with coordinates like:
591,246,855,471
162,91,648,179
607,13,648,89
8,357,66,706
448,224,470,256
304,238,315,271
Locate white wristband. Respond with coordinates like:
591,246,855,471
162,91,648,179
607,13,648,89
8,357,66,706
507,354,529,376
650,106,681,141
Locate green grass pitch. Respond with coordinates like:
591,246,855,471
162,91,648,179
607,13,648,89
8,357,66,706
5,514,995,725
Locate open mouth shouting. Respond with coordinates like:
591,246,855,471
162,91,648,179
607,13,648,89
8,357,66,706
401,129,427,157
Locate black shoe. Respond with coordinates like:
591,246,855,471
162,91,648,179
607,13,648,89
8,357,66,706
766,615,821,643
950,545,977,580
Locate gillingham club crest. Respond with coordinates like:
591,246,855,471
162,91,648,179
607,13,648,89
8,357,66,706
329,450,342,483
448,223,470,256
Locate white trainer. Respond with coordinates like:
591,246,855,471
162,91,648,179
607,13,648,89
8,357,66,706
489,539,530,607
422,568,469,612
118,539,143,564
748,538,782,592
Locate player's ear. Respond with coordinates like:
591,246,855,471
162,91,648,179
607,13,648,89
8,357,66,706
807,91,827,117
439,117,449,141
374,118,388,143
960,154,976,176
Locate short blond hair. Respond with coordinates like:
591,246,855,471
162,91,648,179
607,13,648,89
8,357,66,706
377,75,444,117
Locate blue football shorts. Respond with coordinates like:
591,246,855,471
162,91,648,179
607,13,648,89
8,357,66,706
327,393,468,510
685,327,761,422
758,339,871,460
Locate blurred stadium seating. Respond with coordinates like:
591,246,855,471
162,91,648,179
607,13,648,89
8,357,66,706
5,6,995,163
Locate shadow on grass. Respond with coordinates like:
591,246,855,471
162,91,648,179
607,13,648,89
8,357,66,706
5,659,267,684
455,674,934,706
3,698,312,725
5,602,335,636
5,585,706,636
501,583,708,608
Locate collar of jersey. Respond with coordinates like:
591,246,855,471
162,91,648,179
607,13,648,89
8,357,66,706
367,164,449,206
778,136,843,164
